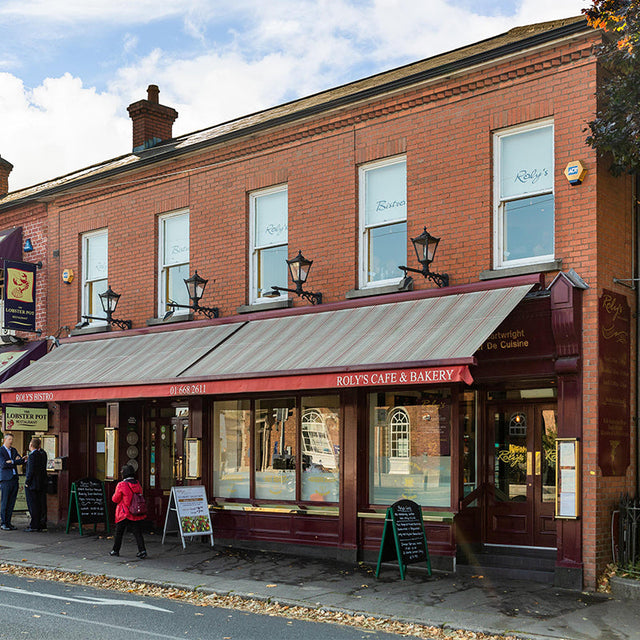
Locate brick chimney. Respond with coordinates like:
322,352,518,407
0,155,13,196
127,85,178,152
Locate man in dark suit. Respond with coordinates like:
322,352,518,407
24,437,48,532
0,433,26,530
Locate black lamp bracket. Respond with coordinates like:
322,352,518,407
167,301,219,319
268,285,322,305
398,264,449,288
81,314,132,330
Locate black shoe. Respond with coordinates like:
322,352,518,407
136,550,147,559
7,524,16,530
109,550,119,556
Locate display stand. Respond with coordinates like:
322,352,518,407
375,499,431,579
66,477,110,535
161,485,214,549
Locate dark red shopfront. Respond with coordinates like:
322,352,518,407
0,274,585,586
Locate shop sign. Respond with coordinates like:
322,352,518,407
3,260,37,332
335,365,472,387
598,289,631,476
4,406,48,431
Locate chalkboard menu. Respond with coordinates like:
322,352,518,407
375,499,431,579
65,477,110,535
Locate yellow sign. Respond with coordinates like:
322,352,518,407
6,267,34,303
4,406,48,431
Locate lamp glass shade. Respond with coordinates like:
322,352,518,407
411,227,440,267
99,286,120,314
184,271,208,303
286,250,313,286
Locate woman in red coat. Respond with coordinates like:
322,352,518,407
110,464,147,558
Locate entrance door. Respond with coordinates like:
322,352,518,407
144,405,190,523
485,402,557,547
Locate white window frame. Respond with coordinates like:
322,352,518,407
493,119,554,269
358,155,406,288
249,184,288,304
81,228,108,324
302,409,337,469
388,407,410,475
158,209,189,317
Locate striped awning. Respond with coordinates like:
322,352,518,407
0,282,534,402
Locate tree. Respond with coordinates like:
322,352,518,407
583,0,640,175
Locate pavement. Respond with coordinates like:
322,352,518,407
0,512,638,640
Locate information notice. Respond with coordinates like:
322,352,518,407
162,485,214,549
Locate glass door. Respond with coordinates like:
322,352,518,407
485,402,556,547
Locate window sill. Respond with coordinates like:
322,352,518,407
146,313,194,326
479,259,562,281
237,299,293,314
345,281,410,299
70,323,111,337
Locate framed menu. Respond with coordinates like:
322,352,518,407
185,438,201,479
105,427,118,480
556,438,580,519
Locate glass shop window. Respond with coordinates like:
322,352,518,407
255,398,297,500
494,120,554,268
250,185,288,303
369,388,451,507
359,156,406,287
301,395,340,502
461,390,478,497
158,210,189,316
213,400,251,499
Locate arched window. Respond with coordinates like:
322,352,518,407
302,409,336,469
388,407,410,474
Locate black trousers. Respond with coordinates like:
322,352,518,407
25,487,47,530
112,518,145,553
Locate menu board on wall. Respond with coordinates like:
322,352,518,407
598,290,631,476
556,438,580,519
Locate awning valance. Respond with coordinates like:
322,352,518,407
0,283,535,402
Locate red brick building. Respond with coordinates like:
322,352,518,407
0,16,635,590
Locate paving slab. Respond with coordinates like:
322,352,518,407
0,515,638,640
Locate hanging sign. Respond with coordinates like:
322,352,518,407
161,485,214,549
65,477,110,536
3,260,37,332
375,499,432,580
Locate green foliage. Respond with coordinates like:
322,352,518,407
583,1,640,174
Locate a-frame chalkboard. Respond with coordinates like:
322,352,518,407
66,477,110,535
375,499,431,579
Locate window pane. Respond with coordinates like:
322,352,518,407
163,213,189,267
213,400,251,499
255,189,288,248
500,126,553,199
462,391,477,498
503,193,554,262
166,263,190,307
367,221,406,283
369,389,451,507
493,410,527,502
541,409,557,503
364,160,406,226
301,395,340,502
258,244,288,296
255,398,297,500
85,233,108,281
88,278,108,318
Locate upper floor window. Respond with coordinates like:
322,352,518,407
494,121,554,268
82,229,108,323
359,156,407,287
158,210,189,316
250,185,288,303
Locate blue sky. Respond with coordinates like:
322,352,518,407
0,0,589,191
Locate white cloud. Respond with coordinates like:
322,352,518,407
0,0,592,191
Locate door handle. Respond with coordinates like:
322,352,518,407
535,451,541,476
526,451,532,475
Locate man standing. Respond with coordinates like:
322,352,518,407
24,437,48,532
0,433,26,530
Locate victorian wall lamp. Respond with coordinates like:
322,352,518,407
163,270,219,320
77,285,132,330
398,227,449,289
265,250,323,305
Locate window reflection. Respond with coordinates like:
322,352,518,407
213,400,251,499
301,396,340,502
369,389,451,507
